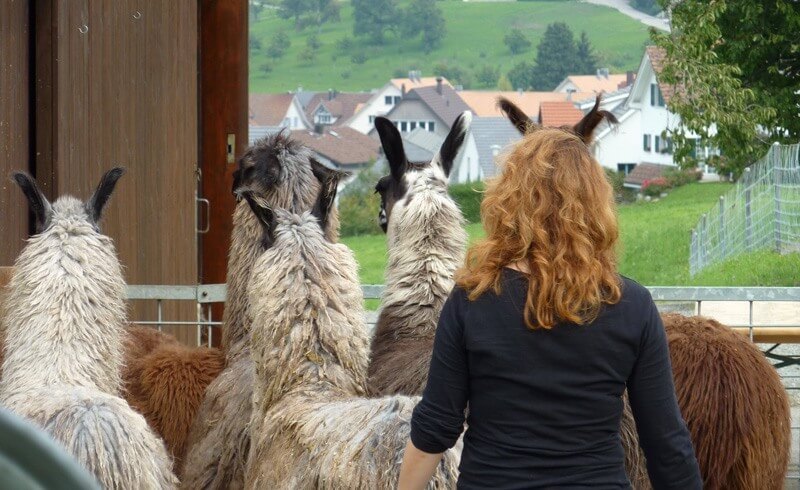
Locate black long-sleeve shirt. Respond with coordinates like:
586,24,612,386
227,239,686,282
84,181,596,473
410,271,702,489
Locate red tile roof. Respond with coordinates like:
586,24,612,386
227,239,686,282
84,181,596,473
304,92,372,125
646,46,676,104
624,163,672,187
538,101,584,127
290,127,380,167
249,93,295,126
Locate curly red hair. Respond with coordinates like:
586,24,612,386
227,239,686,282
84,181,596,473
456,127,621,329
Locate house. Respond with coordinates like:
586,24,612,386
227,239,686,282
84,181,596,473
249,92,310,141
290,126,380,171
468,117,523,180
302,90,372,129
591,46,712,183
401,127,482,184
346,73,453,134
555,70,635,95
538,101,585,127
459,90,594,119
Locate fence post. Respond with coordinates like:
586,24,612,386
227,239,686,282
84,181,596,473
700,213,708,269
689,229,697,276
744,168,752,252
718,196,726,259
773,142,783,254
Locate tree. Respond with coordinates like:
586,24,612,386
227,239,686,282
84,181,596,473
652,0,798,177
250,0,265,21
309,0,341,32
278,0,312,29
497,74,513,91
307,34,322,50
434,62,472,89
401,0,446,53
249,34,262,52
503,29,531,55
530,22,577,90
352,0,398,44
475,66,500,89
507,61,536,91
575,31,599,75
266,30,292,59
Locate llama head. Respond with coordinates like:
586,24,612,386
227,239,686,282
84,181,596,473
231,131,341,242
499,95,617,144
244,162,348,248
12,167,125,234
373,111,472,233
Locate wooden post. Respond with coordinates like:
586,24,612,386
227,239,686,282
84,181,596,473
718,196,726,258
774,143,783,254
744,168,752,252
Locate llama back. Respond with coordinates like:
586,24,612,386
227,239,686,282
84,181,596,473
369,176,467,397
3,386,177,489
247,394,461,489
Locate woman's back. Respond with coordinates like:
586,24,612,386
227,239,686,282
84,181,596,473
412,271,700,489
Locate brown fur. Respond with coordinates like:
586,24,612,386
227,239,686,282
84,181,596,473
368,323,435,396
126,343,226,474
662,313,790,490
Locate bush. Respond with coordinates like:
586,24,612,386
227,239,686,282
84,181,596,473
475,65,500,89
338,167,384,236
641,177,670,197
298,47,316,63
434,61,472,88
307,34,322,50
664,167,702,188
336,36,354,52
259,63,273,75
350,52,367,64
267,30,291,59
449,181,486,223
249,35,262,52
604,168,636,203
504,29,532,55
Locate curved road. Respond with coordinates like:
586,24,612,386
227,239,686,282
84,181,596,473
581,0,670,32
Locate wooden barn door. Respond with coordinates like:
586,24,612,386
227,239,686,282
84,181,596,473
34,0,199,344
0,0,31,265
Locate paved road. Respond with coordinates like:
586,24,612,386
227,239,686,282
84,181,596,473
580,0,670,32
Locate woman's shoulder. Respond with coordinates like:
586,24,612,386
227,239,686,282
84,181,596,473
619,275,653,302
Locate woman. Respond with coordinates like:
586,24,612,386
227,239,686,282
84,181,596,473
398,126,701,489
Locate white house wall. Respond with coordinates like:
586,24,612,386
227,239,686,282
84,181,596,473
285,100,310,130
451,134,481,184
348,84,402,134
593,110,643,171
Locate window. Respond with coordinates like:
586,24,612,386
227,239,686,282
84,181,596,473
385,96,393,105
617,163,636,175
282,117,290,127
318,114,332,124
643,134,651,152
650,84,656,106
657,88,665,107
393,96,402,104
654,135,661,152
428,121,435,132
369,115,376,124
409,121,417,131
400,121,408,132
663,137,673,154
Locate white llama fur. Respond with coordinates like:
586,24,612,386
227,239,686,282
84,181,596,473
245,209,461,489
0,191,177,489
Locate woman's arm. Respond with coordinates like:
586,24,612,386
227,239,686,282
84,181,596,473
398,441,444,490
627,295,703,490
400,289,470,487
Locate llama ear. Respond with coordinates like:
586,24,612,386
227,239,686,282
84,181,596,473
243,194,276,249
498,97,536,135
310,158,350,190
11,172,52,233
434,111,472,177
86,167,126,224
374,117,408,182
310,163,347,234
573,95,618,144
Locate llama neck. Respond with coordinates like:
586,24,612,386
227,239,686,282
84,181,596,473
380,187,467,340
0,230,125,396
249,222,370,413
222,202,263,360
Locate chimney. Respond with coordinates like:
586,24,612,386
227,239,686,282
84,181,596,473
566,88,575,101
436,76,443,95
328,88,334,101
518,87,523,96
596,68,609,79
401,83,406,96
314,123,324,135
626,70,635,87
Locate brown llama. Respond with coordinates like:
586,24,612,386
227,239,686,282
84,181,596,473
182,132,341,489
498,96,791,489
243,169,460,488
368,113,470,396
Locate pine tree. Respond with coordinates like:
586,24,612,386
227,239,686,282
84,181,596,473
530,22,577,90
575,31,599,75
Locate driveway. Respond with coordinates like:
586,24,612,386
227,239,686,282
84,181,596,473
580,0,670,32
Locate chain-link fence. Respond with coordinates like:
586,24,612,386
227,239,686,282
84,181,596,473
690,142,800,276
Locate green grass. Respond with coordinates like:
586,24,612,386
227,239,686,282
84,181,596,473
342,182,800,305
249,1,650,92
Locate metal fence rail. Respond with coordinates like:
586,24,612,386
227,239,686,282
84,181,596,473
690,142,800,275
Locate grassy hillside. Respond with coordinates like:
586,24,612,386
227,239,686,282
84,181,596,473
249,0,650,92
342,182,800,294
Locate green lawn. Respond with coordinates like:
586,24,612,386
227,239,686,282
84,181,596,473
249,1,650,92
342,182,800,303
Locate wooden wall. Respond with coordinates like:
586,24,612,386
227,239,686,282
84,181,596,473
200,0,249,346
0,0,31,265
35,0,199,342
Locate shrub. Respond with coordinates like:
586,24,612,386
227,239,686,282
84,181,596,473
307,34,322,50
449,181,486,223
336,36,354,52
259,63,273,75
605,168,636,203
475,65,500,89
504,29,532,55
664,167,702,188
641,177,670,197
350,52,367,64
298,47,316,63
267,30,291,59
338,166,384,236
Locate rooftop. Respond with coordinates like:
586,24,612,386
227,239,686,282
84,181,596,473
559,73,633,94
249,93,296,126
459,91,594,118
402,85,473,128
539,101,584,127
470,117,523,179
291,127,380,167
